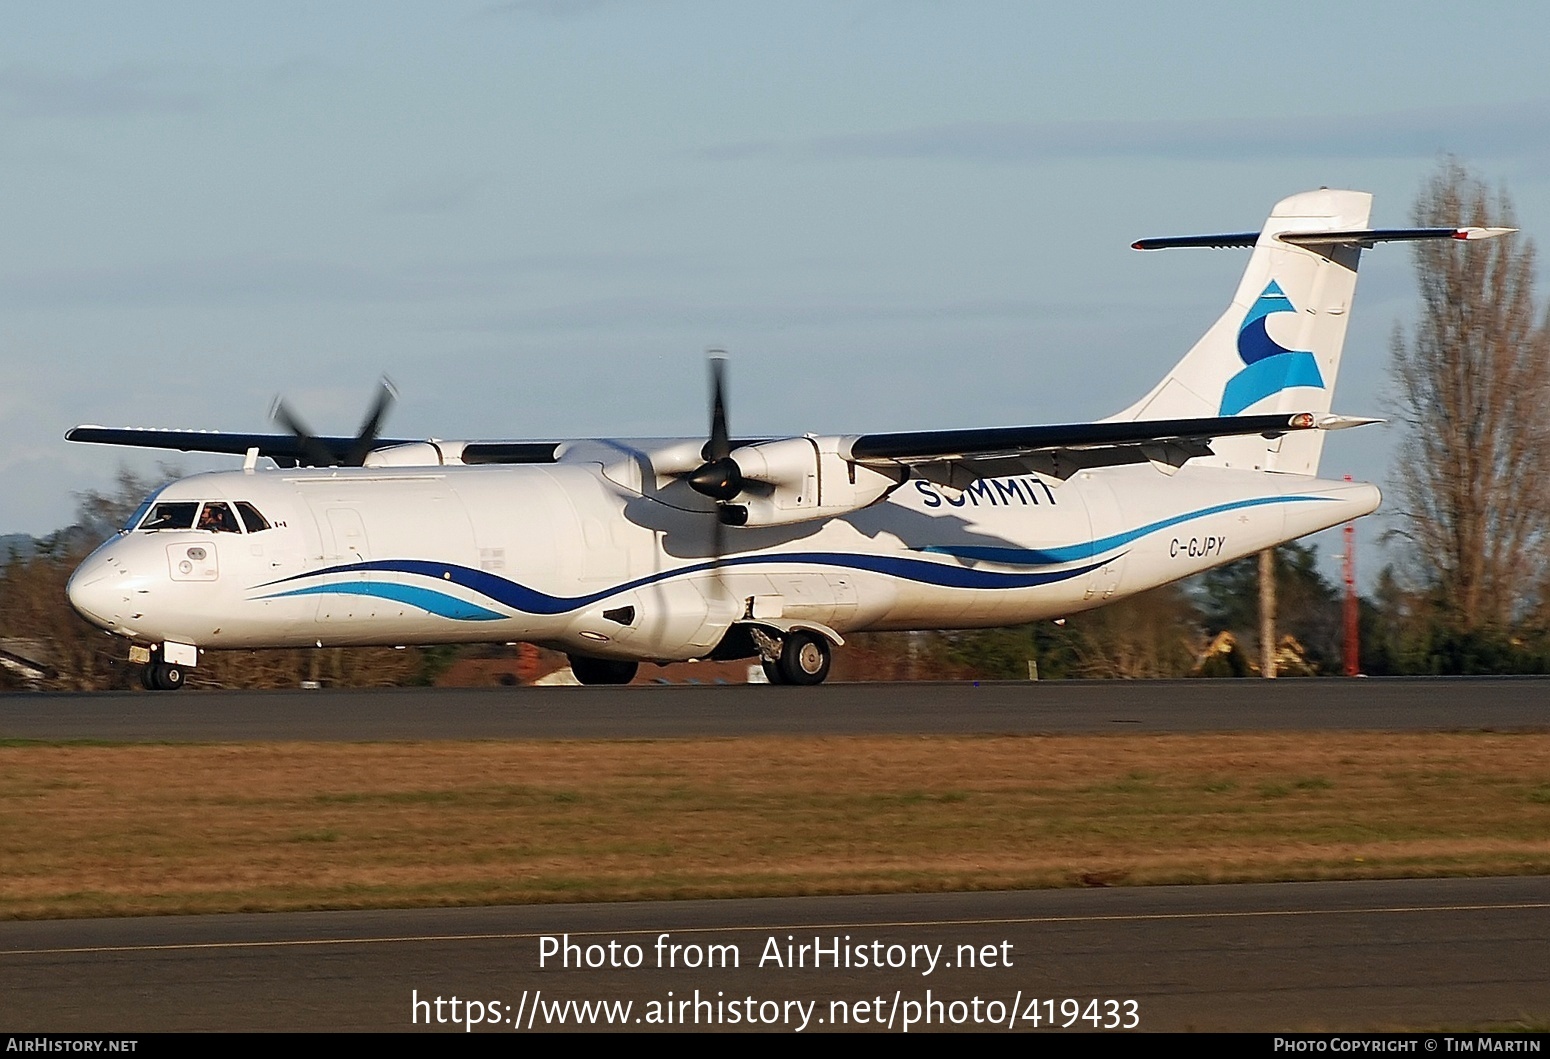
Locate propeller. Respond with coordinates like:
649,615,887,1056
271,377,398,467
681,352,744,586
686,354,744,502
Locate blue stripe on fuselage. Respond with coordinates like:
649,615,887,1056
257,581,505,621
250,494,1334,619
253,552,1112,619
920,494,1334,565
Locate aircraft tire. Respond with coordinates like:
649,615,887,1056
147,662,186,691
760,658,784,684
777,631,831,686
568,655,639,686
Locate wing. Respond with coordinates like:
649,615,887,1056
64,426,410,468
63,427,561,468
846,412,1377,488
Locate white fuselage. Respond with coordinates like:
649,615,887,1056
66,441,1379,663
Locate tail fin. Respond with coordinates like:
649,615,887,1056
1111,189,1373,476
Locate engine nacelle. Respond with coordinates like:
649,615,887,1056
361,442,452,467
725,436,904,527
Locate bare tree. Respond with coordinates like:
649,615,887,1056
1389,160,1550,631
72,465,176,545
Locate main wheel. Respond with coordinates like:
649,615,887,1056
776,631,831,686
568,655,639,686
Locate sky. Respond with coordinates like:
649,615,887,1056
5,0,1550,583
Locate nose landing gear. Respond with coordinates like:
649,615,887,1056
139,662,187,691
130,642,197,691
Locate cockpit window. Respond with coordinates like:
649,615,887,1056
197,502,241,533
141,502,199,531
121,496,156,534
235,502,270,533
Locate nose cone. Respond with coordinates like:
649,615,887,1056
67,553,125,631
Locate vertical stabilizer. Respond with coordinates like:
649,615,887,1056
1110,189,1372,476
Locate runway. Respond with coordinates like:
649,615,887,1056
3,675,1548,741
2,877,1546,1032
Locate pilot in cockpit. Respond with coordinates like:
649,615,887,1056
197,502,240,533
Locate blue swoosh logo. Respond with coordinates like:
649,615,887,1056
1220,280,1325,415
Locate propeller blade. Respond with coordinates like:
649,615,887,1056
269,397,338,468
270,379,397,468
710,501,726,594
706,352,730,461
345,377,398,466
688,351,745,500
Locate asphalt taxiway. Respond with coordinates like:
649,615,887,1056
2,877,1546,1032
2,675,1547,741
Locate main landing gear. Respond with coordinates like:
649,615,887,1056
568,655,640,686
760,629,832,686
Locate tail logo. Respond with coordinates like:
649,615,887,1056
1219,280,1325,415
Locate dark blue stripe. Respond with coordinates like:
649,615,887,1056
921,494,1334,565
252,493,1336,618
256,552,1112,617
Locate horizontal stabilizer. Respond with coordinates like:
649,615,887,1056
1132,232,1258,250
1315,414,1384,430
1134,226,1516,251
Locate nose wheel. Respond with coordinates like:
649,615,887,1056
139,662,187,691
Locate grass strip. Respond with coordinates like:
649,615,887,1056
1,732,1547,919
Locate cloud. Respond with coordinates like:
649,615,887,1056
703,101,1550,165
0,64,205,119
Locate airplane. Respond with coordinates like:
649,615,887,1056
62,189,1511,690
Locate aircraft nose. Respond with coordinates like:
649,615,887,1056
67,553,128,631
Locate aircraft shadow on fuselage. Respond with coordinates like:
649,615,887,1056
594,436,1056,565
